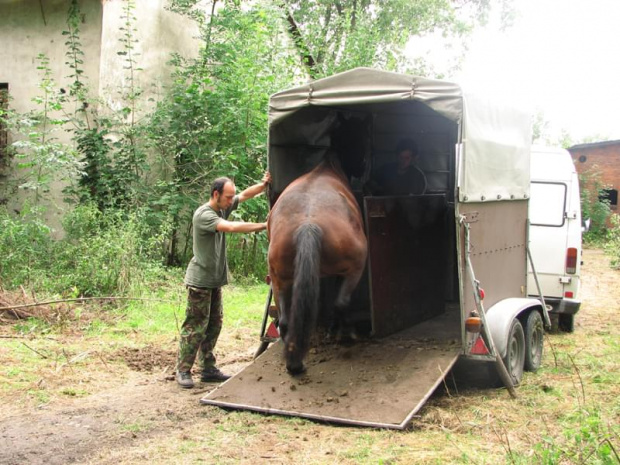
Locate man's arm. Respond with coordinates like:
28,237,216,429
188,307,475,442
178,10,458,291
238,171,271,203
215,220,267,233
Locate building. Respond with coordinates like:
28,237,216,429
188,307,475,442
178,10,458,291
0,0,200,230
568,140,620,213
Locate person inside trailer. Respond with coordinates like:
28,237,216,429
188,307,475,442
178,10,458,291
367,138,427,196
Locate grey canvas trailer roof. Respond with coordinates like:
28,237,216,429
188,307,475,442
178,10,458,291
268,67,532,204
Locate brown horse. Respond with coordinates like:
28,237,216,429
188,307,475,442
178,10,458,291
267,114,370,374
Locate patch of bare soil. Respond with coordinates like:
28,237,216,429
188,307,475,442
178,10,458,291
112,345,177,373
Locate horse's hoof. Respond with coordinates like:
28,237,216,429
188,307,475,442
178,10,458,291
286,364,306,376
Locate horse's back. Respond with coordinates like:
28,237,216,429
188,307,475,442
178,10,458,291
268,163,367,278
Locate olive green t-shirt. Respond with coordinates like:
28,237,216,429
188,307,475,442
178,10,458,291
184,196,239,288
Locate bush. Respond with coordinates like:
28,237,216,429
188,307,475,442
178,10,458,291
605,214,620,269
580,167,611,244
54,204,170,296
0,205,54,289
0,204,171,296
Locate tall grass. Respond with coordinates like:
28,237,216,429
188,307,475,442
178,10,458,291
0,204,170,296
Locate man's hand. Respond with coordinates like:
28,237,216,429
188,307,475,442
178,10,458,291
239,171,272,203
262,171,271,186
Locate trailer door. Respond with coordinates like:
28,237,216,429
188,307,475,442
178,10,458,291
364,195,449,337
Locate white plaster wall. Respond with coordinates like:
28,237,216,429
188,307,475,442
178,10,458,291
99,0,201,113
0,0,201,233
0,0,103,232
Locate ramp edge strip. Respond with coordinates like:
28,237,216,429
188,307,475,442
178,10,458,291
199,397,411,430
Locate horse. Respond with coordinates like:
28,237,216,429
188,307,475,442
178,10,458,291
267,113,371,375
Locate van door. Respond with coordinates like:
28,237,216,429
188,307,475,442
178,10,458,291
528,181,570,298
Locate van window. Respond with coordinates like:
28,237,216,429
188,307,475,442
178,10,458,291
530,182,567,227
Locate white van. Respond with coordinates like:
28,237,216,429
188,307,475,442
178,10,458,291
528,146,582,332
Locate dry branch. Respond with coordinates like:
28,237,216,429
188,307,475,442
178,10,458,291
0,296,175,312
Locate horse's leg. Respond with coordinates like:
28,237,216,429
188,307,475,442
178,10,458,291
334,266,366,342
273,281,292,342
335,266,365,308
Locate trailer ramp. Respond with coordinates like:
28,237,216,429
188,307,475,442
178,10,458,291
200,312,460,429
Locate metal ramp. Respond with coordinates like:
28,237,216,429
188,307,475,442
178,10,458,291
200,310,460,429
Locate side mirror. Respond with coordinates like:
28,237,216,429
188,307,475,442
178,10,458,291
582,217,591,233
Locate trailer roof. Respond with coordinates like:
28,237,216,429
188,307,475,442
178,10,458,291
269,68,532,203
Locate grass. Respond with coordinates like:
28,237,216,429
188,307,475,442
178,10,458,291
1,251,619,464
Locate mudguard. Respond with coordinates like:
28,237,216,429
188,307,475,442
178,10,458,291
485,298,543,358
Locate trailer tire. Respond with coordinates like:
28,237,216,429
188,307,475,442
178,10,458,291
503,319,525,385
524,311,544,372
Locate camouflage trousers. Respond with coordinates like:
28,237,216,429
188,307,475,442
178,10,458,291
176,286,223,373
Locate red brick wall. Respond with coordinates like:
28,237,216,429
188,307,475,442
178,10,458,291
569,141,620,212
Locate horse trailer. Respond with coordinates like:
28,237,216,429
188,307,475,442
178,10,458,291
201,68,548,429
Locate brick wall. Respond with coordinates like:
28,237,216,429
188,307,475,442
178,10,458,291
569,140,620,212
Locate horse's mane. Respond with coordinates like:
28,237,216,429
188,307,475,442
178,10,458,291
323,150,349,183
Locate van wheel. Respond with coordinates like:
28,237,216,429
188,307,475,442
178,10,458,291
503,319,525,385
559,314,575,333
524,311,544,371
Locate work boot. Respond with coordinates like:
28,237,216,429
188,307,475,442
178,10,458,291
176,371,194,389
201,367,231,382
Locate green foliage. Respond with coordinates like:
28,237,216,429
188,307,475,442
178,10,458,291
147,2,292,268
0,204,169,296
0,205,54,289
604,214,620,268
1,54,84,205
281,0,503,77
64,0,149,212
2,0,510,285
528,407,619,464
580,166,611,243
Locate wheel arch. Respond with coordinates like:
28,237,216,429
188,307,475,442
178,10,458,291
485,298,544,359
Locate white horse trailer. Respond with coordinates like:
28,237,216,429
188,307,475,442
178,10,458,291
201,68,547,429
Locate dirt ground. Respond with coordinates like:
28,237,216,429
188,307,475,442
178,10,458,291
0,248,618,464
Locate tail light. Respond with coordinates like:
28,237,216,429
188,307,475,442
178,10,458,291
566,247,578,274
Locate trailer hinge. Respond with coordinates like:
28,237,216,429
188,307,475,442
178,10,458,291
460,211,479,224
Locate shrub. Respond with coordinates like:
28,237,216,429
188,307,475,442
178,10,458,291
605,214,620,269
0,205,54,289
580,167,611,244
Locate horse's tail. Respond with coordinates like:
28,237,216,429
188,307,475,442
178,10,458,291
286,223,323,374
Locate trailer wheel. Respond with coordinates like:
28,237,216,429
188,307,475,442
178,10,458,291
503,319,525,385
524,311,544,372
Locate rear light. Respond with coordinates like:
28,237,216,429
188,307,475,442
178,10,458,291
566,247,578,274
565,291,574,298
465,311,482,333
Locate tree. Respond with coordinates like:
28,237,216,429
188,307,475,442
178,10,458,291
278,0,514,78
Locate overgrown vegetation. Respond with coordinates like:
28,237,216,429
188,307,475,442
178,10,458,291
1,0,504,296
580,165,612,244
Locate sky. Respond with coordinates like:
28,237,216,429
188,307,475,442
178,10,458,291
413,0,620,143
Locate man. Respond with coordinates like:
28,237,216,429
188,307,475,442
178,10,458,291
371,138,427,196
176,172,270,389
